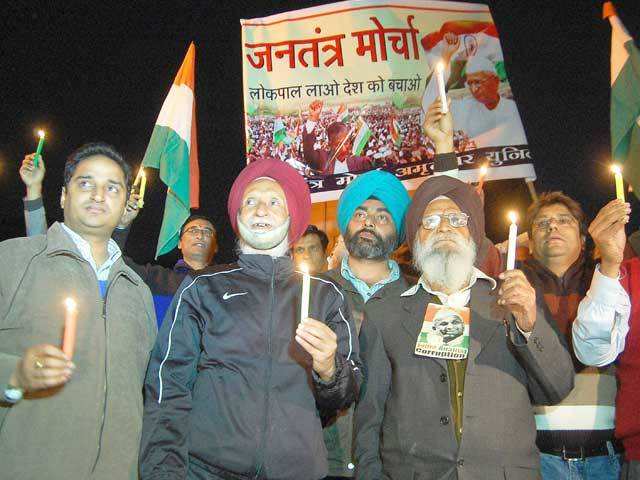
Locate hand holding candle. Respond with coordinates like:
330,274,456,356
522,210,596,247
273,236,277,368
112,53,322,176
435,61,448,114
34,130,45,168
62,298,78,359
506,211,518,271
611,164,625,201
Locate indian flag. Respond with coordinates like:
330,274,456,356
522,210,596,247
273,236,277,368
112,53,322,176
605,2,640,196
273,118,287,144
142,42,199,258
390,118,403,147
352,117,372,156
337,104,350,123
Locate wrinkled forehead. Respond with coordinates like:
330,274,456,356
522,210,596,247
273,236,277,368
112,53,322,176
422,197,462,216
534,203,575,221
242,177,286,201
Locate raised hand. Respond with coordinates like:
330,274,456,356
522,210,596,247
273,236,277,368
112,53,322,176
498,270,537,333
589,199,630,278
423,98,453,153
308,100,323,123
19,153,46,200
118,191,141,229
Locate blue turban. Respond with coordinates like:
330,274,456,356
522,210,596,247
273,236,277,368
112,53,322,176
337,170,410,244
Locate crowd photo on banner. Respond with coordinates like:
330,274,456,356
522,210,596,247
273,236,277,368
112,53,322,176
3,0,640,480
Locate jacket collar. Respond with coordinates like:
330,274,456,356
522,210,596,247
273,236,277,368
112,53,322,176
44,222,140,286
237,253,294,280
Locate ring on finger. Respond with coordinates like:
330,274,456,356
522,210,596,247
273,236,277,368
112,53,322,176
34,359,44,369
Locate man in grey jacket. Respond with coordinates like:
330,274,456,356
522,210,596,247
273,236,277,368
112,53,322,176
0,143,157,480
354,174,575,480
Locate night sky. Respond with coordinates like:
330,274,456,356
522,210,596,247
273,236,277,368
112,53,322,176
2,1,639,266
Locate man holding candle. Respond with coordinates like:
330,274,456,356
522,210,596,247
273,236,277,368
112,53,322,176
139,157,360,480
321,169,411,479
0,143,157,479
354,175,574,479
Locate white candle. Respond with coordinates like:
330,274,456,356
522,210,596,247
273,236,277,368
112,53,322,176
300,263,310,322
137,170,147,208
62,298,78,359
435,61,448,114
506,211,518,271
477,164,488,190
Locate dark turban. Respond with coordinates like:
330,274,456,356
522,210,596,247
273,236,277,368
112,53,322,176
405,176,484,251
227,158,311,245
337,170,411,245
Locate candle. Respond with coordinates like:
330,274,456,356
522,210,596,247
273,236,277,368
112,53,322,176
137,170,147,208
506,211,518,271
611,164,625,201
62,298,78,359
34,130,45,168
477,163,488,191
435,61,448,114
133,165,144,187
300,263,310,322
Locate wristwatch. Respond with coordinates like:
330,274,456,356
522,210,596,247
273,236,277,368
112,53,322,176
3,385,23,404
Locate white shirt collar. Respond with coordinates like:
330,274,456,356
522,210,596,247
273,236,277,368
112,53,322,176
61,223,121,281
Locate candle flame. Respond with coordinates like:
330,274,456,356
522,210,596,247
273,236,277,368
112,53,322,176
37,130,45,139
479,164,488,176
300,262,309,274
140,170,146,179
64,298,77,312
611,164,622,175
436,61,445,73
508,211,518,224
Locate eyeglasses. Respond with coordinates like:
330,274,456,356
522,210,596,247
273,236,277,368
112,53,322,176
183,226,215,238
421,212,469,230
531,215,576,231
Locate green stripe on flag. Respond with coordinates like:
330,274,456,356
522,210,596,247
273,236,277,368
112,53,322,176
612,39,640,197
142,125,191,257
352,118,372,156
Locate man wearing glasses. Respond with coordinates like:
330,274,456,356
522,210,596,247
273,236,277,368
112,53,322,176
522,192,630,479
354,175,574,479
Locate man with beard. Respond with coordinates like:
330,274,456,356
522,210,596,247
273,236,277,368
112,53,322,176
139,158,361,480
322,169,411,479
354,175,575,479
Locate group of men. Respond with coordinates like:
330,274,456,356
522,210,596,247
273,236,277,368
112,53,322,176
1,96,639,480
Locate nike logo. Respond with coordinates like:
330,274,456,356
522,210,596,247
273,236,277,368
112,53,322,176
222,291,248,300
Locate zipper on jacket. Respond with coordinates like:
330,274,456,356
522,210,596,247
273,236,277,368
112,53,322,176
91,279,114,473
254,260,277,479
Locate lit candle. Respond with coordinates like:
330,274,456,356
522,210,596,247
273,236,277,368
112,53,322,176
137,170,147,208
34,130,45,168
477,163,488,191
506,211,518,271
62,298,78,359
133,165,144,187
611,164,625,201
300,263,310,322
435,61,448,114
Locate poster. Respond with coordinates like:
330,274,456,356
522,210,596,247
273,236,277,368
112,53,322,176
414,303,470,360
241,0,535,201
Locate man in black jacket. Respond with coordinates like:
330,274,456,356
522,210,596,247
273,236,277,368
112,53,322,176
140,157,361,480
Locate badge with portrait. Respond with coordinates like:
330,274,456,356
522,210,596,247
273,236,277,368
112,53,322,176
414,303,470,360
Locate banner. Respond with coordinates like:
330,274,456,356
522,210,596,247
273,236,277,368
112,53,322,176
241,0,535,201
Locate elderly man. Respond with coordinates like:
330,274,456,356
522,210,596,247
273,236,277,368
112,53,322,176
354,175,574,479
139,158,361,480
421,34,527,149
1,143,157,479
322,169,411,479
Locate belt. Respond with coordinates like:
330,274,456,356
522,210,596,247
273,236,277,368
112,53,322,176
540,441,624,460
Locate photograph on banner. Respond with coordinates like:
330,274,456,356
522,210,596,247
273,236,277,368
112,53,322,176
241,0,536,201
414,303,470,360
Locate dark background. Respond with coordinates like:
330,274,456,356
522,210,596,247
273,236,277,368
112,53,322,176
2,1,639,266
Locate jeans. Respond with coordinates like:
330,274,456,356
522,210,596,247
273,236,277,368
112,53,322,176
541,443,622,480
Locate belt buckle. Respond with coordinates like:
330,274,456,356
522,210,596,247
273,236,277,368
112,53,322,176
562,446,585,461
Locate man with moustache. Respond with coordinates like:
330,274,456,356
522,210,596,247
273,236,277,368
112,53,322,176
322,169,411,479
139,158,361,480
354,175,575,479
292,224,330,275
0,143,156,479
18,153,218,326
